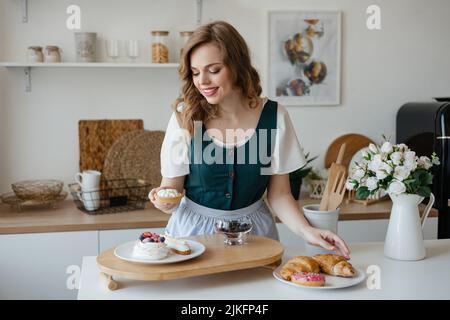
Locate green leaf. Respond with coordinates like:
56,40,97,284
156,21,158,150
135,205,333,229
417,186,431,198
421,172,433,185
356,186,370,200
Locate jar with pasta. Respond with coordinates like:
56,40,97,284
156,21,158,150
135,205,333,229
151,30,169,63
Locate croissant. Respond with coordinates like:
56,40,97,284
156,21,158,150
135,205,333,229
280,256,320,280
312,254,356,277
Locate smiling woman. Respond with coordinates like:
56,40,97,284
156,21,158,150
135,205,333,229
148,20,350,259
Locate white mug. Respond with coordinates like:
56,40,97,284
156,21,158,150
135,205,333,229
75,170,101,191
77,190,100,211
303,204,340,255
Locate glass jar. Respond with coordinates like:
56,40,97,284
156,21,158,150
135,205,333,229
151,30,169,63
27,46,44,62
44,46,62,63
179,31,193,58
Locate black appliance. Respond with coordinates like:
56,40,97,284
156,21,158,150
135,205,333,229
397,98,450,239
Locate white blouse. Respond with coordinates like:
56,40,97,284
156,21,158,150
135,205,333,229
160,99,306,178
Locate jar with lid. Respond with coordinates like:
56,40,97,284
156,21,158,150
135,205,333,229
44,46,62,63
151,30,170,63
27,46,44,63
179,31,193,59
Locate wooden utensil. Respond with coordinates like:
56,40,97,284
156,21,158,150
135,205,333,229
96,234,284,290
319,143,347,211
327,169,347,211
324,134,374,169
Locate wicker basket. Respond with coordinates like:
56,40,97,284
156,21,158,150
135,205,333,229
308,179,327,199
11,179,64,201
69,178,152,215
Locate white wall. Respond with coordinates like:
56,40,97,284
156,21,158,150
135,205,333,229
1,0,450,193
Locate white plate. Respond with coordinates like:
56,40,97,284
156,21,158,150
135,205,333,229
114,240,206,264
273,265,366,290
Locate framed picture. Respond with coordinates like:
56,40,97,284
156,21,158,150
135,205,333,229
268,11,342,106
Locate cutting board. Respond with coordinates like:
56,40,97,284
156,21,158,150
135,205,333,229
324,134,375,169
96,234,284,290
78,119,144,173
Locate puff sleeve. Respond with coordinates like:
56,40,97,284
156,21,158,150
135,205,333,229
160,112,191,178
268,104,307,175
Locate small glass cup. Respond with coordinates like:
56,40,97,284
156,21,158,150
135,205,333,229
126,40,139,62
214,217,253,245
106,40,120,62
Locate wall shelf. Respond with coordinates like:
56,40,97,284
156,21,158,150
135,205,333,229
0,62,180,92
0,62,180,68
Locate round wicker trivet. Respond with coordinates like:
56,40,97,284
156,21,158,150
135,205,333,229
103,130,145,180
119,130,165,187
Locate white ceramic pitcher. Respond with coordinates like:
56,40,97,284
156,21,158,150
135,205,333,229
384,192,435,261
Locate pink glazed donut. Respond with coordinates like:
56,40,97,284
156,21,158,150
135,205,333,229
291,272,326,287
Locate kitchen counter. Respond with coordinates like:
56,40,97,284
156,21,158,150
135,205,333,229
0,196,437,234
77,239,450,300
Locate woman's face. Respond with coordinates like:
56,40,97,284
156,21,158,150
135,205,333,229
190,42,234,105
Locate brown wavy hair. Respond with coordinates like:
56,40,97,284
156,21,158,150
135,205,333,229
173,20,262,135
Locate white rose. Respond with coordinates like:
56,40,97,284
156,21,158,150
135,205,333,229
368,154,382,172
397,143,409,152
388,180,406,195
376,170,388,180
393,166,410,181
380,141,393,154
380,162,393,174
351,168,365,182
418,156,432,170
366,177,378,191
369,143,379,154
404,151,416,161
390,151,403,165
403,158,417,172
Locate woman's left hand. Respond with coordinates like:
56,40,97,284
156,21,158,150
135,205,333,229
301,226,351,259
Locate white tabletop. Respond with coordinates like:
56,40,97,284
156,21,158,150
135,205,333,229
78,239,450,300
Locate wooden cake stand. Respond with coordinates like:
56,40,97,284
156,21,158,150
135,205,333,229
96,234,284,290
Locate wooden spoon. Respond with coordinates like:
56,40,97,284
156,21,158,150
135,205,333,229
319,143,347,211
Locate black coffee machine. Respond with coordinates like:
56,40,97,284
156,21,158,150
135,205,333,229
397,98,450,239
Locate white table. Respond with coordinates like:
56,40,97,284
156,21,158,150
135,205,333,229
78,239,450,300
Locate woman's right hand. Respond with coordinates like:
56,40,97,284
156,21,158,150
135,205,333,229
149,186,181,214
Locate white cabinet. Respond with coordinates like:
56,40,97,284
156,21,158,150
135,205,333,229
0,231,98,300
1,217,437,299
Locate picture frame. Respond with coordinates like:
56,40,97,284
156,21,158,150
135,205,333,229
268,11,342,106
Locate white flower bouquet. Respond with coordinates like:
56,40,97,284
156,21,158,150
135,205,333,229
346,139,440,199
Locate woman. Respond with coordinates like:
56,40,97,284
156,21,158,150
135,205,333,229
149,21,350,259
